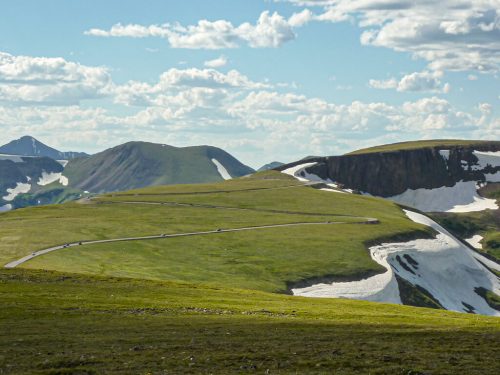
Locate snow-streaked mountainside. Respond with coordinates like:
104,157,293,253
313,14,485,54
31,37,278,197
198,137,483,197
0,155,67,212
0,136,88,160
63,141,254,193
293,209,500,316
278,141,500,213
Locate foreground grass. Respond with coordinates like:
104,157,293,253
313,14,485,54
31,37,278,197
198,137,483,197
347,139,498,155
0,172,430,292
1,269,499,374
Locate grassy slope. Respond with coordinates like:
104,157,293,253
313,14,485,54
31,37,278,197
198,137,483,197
0,172,430,293
347,139,497,155
1,269,499,375
64,142,254,193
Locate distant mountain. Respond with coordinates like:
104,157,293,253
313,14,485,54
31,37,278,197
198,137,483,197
64,141,255,193
257,161,284,171
0,136,89,160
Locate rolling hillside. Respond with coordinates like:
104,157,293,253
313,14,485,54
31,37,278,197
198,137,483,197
63,141,255,193
1,170,499,373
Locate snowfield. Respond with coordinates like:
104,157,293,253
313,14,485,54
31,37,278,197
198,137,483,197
3,182,31,201
293,210,500,316
387,149,500,212
387,181,498,212
211,159,232,180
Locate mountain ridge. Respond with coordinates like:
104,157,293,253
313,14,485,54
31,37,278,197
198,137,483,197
0,136,89,160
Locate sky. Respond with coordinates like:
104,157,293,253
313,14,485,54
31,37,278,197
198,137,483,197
0,0,499,168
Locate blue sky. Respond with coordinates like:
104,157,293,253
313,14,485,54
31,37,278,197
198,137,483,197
0,0,498,167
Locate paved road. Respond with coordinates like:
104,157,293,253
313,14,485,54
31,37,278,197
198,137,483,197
5,181,378,269
4,220,377,269
98,200,377,220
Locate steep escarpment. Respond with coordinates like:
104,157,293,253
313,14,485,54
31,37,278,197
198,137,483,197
279,141,500,197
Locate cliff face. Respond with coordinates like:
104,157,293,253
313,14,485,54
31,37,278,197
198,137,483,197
280,142,500,197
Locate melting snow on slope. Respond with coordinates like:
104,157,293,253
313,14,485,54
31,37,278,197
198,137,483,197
471,151,500,173
282,162,348,193
3,182,31,201
57,160,69,167
37,171,69,187
293,210,500,316
211,159,232,180
387,181,498,212
0,204,12,213
466,235,483,249
282,162,321,182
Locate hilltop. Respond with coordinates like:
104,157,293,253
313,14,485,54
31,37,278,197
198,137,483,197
0,135,88,159
63,141,254,193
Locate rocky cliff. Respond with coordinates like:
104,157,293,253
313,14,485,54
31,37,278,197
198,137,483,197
278,141,500,197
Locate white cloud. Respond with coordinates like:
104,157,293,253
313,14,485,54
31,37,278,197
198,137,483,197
283,1,500,73
0,52,112,105
204,55,228,68
85,11,299,49
369,71,450,93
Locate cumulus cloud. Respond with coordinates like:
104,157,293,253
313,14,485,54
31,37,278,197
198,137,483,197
0,52,112,105
369,71,450,93
85,11,300,49
283,0,500,73
204,55,228,68
0,51,497,166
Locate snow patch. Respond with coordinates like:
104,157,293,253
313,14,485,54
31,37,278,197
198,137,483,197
59,175,69,186
0,204,12,213
439,150,450,161
57,160,69,167
36,171,68,186
387,181,498,212
466,235,483,249
293,210,500,316
211,159,231,180
38,171,62,186
3,182,31,201
0,154,23,163
471,151,500,171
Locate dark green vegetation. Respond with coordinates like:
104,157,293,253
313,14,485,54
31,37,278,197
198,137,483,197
430,192,500,261
1,269,499,375
347,139,498,155
64,141,254,193
11,184,87,209
396,275,444,310
475,287,500,311
1,172,432,292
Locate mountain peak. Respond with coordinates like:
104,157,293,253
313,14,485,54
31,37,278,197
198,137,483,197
0,136,89,160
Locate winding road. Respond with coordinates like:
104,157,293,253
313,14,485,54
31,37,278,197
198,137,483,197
4,182,379,269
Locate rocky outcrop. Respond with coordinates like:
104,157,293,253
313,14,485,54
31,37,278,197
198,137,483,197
278,142,500,197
